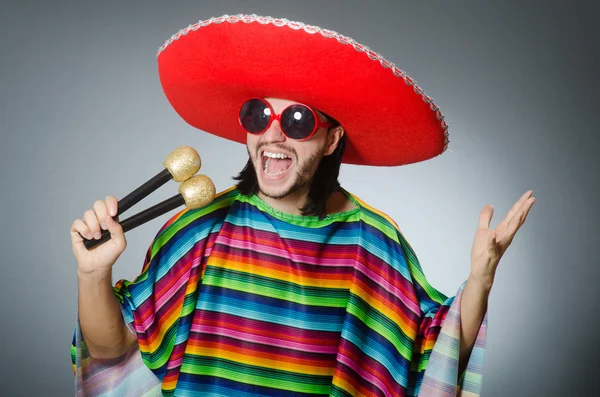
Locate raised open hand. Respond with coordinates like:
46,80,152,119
470,190,536,289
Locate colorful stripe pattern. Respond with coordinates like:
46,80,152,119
72,187,487,396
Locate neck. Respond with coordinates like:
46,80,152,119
256,187,356,217
257,186,311,216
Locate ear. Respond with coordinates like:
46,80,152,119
324,126,345,156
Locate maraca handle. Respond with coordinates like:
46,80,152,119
117,168,172,215
84,195,185,250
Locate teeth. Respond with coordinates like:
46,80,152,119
263,151,290,159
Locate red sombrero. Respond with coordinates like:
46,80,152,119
156,14,449,167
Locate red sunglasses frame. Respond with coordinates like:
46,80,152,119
238,97,333,141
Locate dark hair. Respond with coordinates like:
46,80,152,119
234,112,345,219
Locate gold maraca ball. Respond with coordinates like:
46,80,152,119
178,174,216,209
163,146,201,182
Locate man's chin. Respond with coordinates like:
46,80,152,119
258,184,293,200
253,158,312,200
258,177,309,201
257,169,292,198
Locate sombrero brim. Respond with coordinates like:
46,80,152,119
157,14,449,166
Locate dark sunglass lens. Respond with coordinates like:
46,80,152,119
281,105,315,139
239,99,271,133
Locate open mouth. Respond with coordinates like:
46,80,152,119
261,151,293,177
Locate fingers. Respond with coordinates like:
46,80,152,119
93,200,110,233
505,190,533,226
83,209,102,240
71,218,92,240
524,196,535,218
70,196,126,257
70,218,92,257
507,196,536,234
478,204,494,230
101,196,125,249
105,196,118,217
76,197,116,242
105,210,126,250
495,195,535,251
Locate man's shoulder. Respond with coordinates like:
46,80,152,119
347,190,403,236
154,186,241,238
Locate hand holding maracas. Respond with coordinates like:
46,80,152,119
70,195,127,277
83,175,215,250
70,146,214,277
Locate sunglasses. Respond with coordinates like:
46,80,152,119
238,98,333,141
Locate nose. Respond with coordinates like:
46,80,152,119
261,119,286,143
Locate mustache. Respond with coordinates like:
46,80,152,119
256,142,298,160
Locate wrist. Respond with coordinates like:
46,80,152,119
467,272,494,295
77,267,112,283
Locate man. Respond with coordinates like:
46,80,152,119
70,14,534,397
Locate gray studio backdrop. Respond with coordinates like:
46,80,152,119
1,1,598,396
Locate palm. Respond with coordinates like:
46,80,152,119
71,226,127,274
470,190,535,287
76,240,125,273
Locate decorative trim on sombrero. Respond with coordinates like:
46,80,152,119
157,14,450,152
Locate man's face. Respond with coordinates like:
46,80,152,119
246,97,338,200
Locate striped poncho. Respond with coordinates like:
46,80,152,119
71,187,487,396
